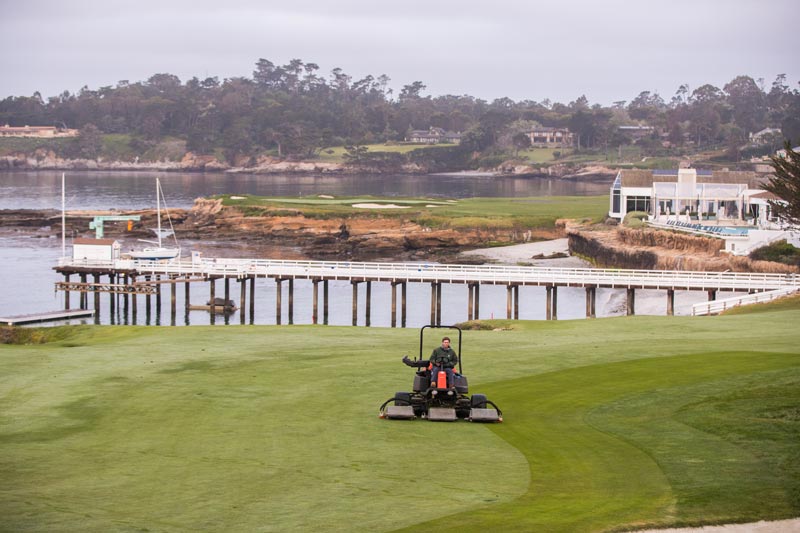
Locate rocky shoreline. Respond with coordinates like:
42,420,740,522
3,201,796,275
568,226,799,274
0,150,616,180
0,200,566,263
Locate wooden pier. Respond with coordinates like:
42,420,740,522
53,257,800,326
1,309,95,326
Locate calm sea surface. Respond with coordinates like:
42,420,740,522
0,170,608,210
2,170,704,326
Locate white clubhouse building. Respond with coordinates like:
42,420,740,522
608,168,778,226
608,168,799,255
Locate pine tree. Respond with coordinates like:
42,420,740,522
762,141,800,226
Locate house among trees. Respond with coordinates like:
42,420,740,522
748,127,783,145
618,125,655,142
524,127,575,147
0,124,79,138
405,127,461,144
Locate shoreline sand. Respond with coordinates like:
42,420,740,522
459,239,711,317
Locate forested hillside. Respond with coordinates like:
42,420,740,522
1,58,798,167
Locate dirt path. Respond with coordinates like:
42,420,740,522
459,238,586,267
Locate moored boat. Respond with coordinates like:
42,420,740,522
130,178,180,261
187,298,238,313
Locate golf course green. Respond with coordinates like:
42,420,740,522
1,298,799,532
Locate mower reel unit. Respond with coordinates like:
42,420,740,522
379,325,502,423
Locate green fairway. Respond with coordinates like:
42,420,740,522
1,305,799,532
221,194,609,229
314,143,452,162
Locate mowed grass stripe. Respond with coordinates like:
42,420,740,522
589,365,800,527
402,351,800,532
0,326,528,532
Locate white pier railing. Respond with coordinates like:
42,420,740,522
691,286,800,316
57,257,800,292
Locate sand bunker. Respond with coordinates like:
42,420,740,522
352,203,410,209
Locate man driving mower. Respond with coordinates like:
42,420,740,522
400,336,459,388
383,325,502,422
428,336,459,388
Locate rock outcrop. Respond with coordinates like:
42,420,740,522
0,148,615,178
175,201,562,261
0,151,349,173
568,226,799,273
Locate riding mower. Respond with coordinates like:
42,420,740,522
379,325,503,422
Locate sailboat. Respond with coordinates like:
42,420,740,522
129,178,181,261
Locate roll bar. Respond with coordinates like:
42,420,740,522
419,324,463,374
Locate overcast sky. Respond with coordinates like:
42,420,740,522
1,0,797,105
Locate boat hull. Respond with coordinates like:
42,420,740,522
129,248,180,261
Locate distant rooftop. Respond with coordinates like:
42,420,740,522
619,169,765,188
653,169,713,176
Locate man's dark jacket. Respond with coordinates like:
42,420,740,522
429,346,458,369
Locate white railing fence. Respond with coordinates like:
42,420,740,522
691,286,800,316
57,256,800,291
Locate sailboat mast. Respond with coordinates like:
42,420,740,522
156,178,162,247
61,172,66,258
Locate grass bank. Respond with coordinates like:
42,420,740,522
1,301,798,531
221,194,609,229
313,143,453,163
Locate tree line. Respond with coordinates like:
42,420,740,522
1,58,798,164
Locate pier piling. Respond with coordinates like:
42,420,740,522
312,279,319,324
93,273,100,316
401,282,407,327
390,281,397,327
79,273,87,309
323,280,329,325
239,278,246,325
63,274,70,309
130,275,137,319
209,278,216,325
288,279,294,325
170,276,177,325
249,277,255,324
627,288,636,316
365,281,371,327
276,279,282,325
430,283,437,325
351,281,359,326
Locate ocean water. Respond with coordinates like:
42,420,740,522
0,170,720,326
0,230,718,326
0,170,609,210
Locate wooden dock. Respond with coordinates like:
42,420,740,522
0,309,95,326
52,256,800,326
